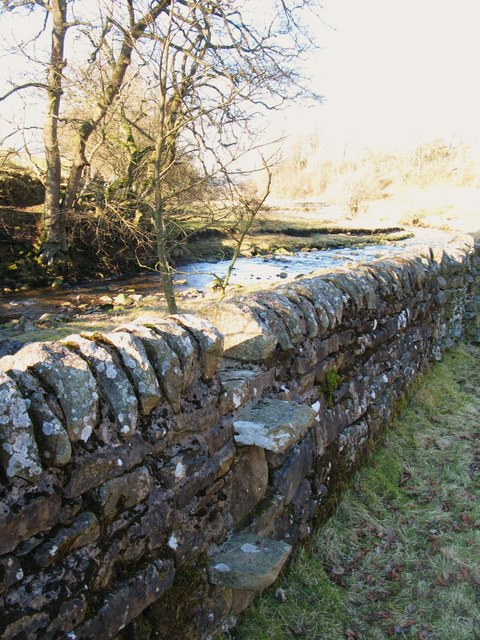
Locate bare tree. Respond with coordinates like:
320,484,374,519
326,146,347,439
127,0,319,311
1,0,321,293
1,0,172,265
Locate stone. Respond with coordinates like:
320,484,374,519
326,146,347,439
0,556,23,595
218,365,274,414
248,494,285,536
2,612,50,640
95,331,161,416
233,398,316,454
254,292,305,343
168,313,224,379
46,596,87,635
139,316,198,387
8,370,71,468
0,371,42,481
271,433,315,505
0,342,99,443
200,302,277,362
219,375,251,414
246,299,293,350
116,323,183,411
64,433,151,499
0,493,61,555
300,277,346,330
226,446,268,526
208,531,291,591
165,442,234,510
75,560,175,640
279,288,319,338
231,589,257,615
96,466,153,518
61,334,138,437
141,489,170,551
33,511,100,568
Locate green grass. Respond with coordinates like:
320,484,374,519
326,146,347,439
232,343,480,640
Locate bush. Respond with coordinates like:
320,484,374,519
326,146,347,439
0,170,45,207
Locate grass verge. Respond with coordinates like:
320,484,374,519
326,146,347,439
232,343,480,640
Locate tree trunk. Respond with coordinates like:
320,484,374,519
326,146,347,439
40,0,68,265
153,202,177,314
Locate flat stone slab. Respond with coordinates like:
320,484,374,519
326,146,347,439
233,398,316,453
208,531,291,591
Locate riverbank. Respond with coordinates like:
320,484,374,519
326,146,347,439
0,224,417,355
233,342,480,640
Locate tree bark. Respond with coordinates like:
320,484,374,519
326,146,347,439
40,0,68,264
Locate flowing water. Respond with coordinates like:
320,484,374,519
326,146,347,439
0,227,457,324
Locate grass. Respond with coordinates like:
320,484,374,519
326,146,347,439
232,343,480,640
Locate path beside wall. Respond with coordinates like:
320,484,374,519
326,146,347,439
0,236,479,640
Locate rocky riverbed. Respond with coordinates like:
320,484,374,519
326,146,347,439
0,227,458,356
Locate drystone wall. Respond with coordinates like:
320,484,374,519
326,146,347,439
0,236,479,640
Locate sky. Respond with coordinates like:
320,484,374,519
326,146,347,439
273,0,480,156
1,0,480,159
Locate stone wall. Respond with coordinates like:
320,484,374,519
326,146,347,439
0,236,479,640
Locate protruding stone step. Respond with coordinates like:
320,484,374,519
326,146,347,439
208,531,291,591
233,398,316,453
218,365,274,414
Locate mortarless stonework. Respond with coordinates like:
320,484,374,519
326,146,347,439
0,236,479,640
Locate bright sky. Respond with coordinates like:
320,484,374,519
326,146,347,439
1,0,480,159
275,0,480,156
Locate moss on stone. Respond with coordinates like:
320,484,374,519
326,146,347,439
321,369,343,408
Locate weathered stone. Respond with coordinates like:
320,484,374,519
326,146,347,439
176,447,235,509
219,375,251,414
226,445,268,526
115,322,183,411
231,589,257,615
8,370,71,467
33,511,100,568
0,556,23,595
46,596,87,635
64,433,151,498
95,331,161,415
279,288,319,337
140,492,169,552
271,433,315,505
3,545,99,615
248,494,285,536
300,277,347,330
2,612,50,640
254,292,305,344
208,531,291,591
292,283,331,335
0,371,42,481
201,301,277,361
0,493,61,555
337,420,369,465
203,419,234,456
171,395,220,437
95,466,153,519
246,299,293,350
75,561,175,640
233,398,316,454
139,316,198,387
62,335,138,436
0,342,99,442
168,313,224,379
218,365,273,414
